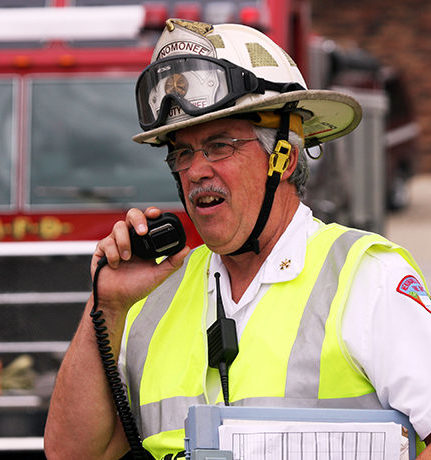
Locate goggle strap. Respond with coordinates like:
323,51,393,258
260,80,306,94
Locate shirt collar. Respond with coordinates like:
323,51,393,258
208,202,321,292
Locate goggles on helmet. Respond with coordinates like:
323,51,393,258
136,55,305,131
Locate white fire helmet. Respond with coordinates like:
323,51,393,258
133,19,362,147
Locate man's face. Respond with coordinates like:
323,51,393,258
175,118,269,254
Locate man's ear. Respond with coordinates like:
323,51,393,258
281,144,299,181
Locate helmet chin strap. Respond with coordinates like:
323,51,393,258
171,104,296,256
227,108,293,256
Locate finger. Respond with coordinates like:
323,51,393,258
125,208,148,235
91,241,106,274
159,246,191,272
100,235,122,269
144,207,162,220
93,240,105,260
112,220,132,261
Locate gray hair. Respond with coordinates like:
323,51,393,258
253,126,309,198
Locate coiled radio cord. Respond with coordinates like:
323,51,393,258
90,256,151,460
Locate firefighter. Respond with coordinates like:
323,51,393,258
45,19,431,459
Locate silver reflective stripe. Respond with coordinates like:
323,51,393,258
232,392,382,409
125,252,192,432
140,394,206,438
285,230,367,399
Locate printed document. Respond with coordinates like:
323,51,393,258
218,419,408,460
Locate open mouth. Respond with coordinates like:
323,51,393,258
196,195,225,208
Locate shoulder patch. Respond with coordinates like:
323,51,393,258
397,275,431,313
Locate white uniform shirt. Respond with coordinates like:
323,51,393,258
207,202,431,440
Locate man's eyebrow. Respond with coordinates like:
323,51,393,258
174,131,232,148
205,131,231,142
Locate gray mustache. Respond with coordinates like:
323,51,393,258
188,185,228,204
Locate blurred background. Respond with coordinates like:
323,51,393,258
312,0,431,172
310,0,431,287
310,0,431,283
0,0,429,457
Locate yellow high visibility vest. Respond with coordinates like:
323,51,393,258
122,223,425,460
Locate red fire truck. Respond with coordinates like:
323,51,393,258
0,1,418,457
0,0,311,248
0,0,312,456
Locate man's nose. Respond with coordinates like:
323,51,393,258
186,149,214,180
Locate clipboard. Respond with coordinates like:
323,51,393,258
184,405,415,460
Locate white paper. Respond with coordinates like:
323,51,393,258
218,419,407,460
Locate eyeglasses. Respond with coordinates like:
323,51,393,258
165,137,258,172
